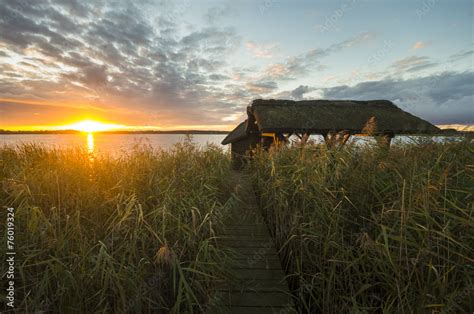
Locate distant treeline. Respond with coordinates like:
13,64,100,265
0,129,229,135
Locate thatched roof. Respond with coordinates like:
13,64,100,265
222,99,440,144
221,120,247,145
249,99,439,134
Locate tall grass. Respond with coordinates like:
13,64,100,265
251,140,474,313
1,140,231,313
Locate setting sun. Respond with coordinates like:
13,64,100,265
63,120,124,133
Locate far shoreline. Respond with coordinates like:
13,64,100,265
0,130,229,135
1,130,472,137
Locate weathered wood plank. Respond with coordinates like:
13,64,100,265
228,268,286,280
214,291,292,307
208,172,294,313
218,239,274,248
213,279,289,292
209,305,296,314
227,258,283,270
227,247,280,256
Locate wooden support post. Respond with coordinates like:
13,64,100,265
301,132,310,145
380,132,394,148
261,136,273,150
324,131,350,148
281,133,292,143
275,133,284,145
340,131,351,146
323,131,337,148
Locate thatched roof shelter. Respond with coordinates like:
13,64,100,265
222,99,439,145
222,99,440,169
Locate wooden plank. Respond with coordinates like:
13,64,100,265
223,224,269,230
213,279,289,292
229,268,286,280
214,291,292,307
228,258,283,270
208,305,296,314
220,230,269,237
208,172,295,313
219,239,274,248
217,235,270,241
228,247,280,256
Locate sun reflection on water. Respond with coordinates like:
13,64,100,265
87,133,94,154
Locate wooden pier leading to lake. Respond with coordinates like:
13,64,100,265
208,173,295,314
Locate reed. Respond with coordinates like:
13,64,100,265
251,140,474,313
0,140,231,313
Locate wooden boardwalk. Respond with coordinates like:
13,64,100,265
208,173,295,314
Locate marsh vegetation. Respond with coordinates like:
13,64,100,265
1,139,472,312
252,140,473,312
1,141,231,313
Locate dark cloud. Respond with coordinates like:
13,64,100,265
270,85,316,100
209,74,230,81
53,0,91,18
180,27,240,56
290,85,315,100
82,65,109,87
320,71,474,124
88,5,153,51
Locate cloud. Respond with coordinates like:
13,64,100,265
270,85,317,100
390,56,438,73
205,3,235,24
290,85,315,100
262,32,376,80
0,1,470,129
245,41,278,58
246,80,278,94
335,32,376,49
209,74,230,81
448,49,474,62
413,41,429,49
0,0,250,127
319,71,474,124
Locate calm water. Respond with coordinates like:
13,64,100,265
0,133,462,156
0,134,228,155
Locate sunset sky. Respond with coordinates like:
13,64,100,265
0,0,473,131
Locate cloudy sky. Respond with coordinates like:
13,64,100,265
0,0,472,130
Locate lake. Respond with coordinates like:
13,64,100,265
0,133,463,155
0,134,228,155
